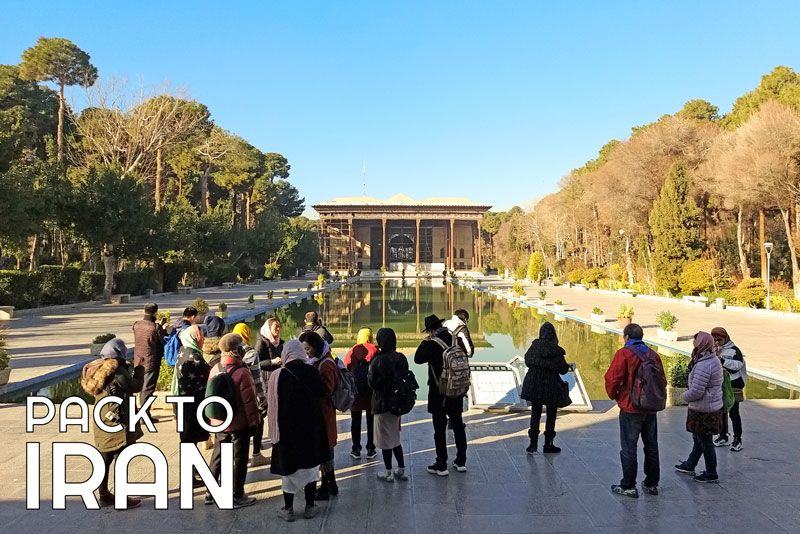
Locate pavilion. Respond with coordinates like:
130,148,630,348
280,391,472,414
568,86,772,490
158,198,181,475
312,194,491,272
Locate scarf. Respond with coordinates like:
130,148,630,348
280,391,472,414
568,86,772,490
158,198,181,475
624,338,650,357
267,339,307,444
232,323,251,346
690,331,716,368
260,317,281,347
356,327,373,345
179,324,204,353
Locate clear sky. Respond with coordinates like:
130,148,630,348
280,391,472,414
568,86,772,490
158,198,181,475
3,1,800,215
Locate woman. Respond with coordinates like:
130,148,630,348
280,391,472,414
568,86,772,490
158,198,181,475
675,332,724,483
711,327,747,452
520,322,571,454
268,340,330,521
254,316,285,365
299,330,339,500
203,316,226,367
235,322,269,467
344,327,378,459
80,337,144,509
175,325,211,487
367,328,410,482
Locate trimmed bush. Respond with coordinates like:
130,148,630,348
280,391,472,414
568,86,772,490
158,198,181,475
204,263,238,286
0,270,43,309
114,268,156,296
566,268,584,284
580,267,603,287
769,294,793,312
731,278,766,308
79,271,105,300
39,265,81,305
263,261,280,280
656,310,678,331
668,360,689,388
679,259,715,295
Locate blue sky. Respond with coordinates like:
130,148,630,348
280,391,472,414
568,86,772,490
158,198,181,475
3,1,800,215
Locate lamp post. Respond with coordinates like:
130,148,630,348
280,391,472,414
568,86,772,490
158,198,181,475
765,242,773,310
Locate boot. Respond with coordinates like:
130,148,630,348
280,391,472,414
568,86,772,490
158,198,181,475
314,476,329,501
542,431,561,454
328,471,339,496
526,429,539,455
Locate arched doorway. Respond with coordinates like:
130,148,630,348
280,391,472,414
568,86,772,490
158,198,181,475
388,233,414,263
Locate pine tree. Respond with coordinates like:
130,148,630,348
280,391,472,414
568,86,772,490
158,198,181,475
648,162,702,294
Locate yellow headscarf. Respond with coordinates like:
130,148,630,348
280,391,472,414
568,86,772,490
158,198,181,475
356,327,373,345
232,323,251,346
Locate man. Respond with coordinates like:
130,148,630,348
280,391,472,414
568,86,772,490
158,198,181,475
604,323,666,498
173,306,199,331
711,327,746,452
132,302,165,421
414,314,468,476
300,311,334,344
205,333,260,508
443,308,474,357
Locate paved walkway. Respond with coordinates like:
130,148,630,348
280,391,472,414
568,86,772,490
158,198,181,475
1,279,315,388
2,400,799,533
490,280,800,388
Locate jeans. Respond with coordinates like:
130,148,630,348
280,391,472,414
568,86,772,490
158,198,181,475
252,419,264,455
209,429,252,498
720,401,742,439
618,411,660,489
432,402,467,465
351,409,375,452
686,432,717,475
530,404,557,435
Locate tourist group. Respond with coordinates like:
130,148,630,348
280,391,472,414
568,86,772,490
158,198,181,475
79,302,746,518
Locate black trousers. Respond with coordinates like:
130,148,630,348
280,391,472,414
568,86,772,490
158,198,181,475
530,404,557,435
351,409,375,451
432,403,467,465
139,361,161,413
252,419,264,455
99,446,124,494
209,430,251,498
720,401,742,439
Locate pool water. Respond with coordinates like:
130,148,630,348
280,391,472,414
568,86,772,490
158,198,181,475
8,279,797,403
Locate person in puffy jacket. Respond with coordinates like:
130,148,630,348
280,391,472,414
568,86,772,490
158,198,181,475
711,327,746,451
205,333,260,508
675,332,724,483
345,327,378,459
521,322,571,455
175,325,211,488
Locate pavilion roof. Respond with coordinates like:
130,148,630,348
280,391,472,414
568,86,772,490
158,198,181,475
313,193,490,209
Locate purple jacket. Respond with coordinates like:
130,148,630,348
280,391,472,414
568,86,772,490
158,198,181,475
682,352,723,413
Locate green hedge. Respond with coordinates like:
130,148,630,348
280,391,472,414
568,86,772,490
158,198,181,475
114,268,156,296
0,270,43,308
39,265,82,305
79,271,105,300
203,263,238,286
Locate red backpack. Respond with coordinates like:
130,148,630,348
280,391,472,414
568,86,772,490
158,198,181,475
629,350,667,412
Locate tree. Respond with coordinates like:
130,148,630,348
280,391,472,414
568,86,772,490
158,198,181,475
275,217,320,275
526,251,545,281
648,162,702,293
725,66,800,129
677,99,719,122
19,37,97,161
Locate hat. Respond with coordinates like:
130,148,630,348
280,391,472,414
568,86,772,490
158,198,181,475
219,333,243,353
204,316,226,338
100,337,127,360
423,314,443,332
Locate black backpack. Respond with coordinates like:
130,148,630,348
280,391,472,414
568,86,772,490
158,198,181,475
353,358,371,398
389,368,419,416
204,364,240,426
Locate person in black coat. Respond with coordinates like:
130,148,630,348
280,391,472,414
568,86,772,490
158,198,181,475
521,322,571,455
414,314,468,475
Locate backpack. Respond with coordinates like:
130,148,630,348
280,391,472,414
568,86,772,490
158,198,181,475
389,368,419,416
204,364,241,427
353,357,371,399
722,371,735,412
432,334,471,398
164,325,188,367
629,350,667,412
318,357,356,412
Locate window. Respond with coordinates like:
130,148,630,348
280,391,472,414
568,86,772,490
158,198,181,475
440,247,445,259
459,248,465,259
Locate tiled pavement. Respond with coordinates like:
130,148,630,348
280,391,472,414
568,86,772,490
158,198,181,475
2,399,799,533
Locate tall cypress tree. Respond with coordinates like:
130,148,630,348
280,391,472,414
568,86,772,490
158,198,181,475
648,162,702,294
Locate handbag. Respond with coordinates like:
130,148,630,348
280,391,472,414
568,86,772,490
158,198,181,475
722,371,735,412
557,379,572,408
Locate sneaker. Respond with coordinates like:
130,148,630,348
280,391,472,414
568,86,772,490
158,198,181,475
376,469,395,482
693,472,719,483
426,463,449,476
393,468,408,481
250,453,269,467
204,493,214,505
97,491,115,507
525,444,537,455
730,439,743,452
192,477,205,489
349,448,361,459
303,505,320,519
233,495,257,508
452,461,467,473
642,484,659,496
365,448,378,459
713,435,730,447
611,485,639,498
278,506,296,522
674,462,696,475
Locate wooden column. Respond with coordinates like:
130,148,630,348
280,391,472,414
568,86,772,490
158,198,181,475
348,217,354,269
477,217,483,269
449,218,455,271
381,218,387,270
319,218,326,268
415,218,421,272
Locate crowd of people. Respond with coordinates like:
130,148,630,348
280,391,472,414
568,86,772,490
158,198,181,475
79,301,748,515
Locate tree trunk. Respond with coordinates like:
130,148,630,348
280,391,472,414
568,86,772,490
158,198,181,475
28,234,39,271
200,165,211,213
246,192,252,229
624,235,635,285
102,244,117,303
155,145,163,211
57,83,65,161
736,206,751,279
780,209,800,299
759,208,767,284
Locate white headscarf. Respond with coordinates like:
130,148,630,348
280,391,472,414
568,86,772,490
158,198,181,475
267,340,307,443
260,317,281,347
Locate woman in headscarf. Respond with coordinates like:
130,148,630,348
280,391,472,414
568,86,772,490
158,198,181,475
367,328,411,482
268,340,330,522
675,332,724,483
80,337,144,509
202,316,226,366
299,330,339,500
235,322,268,467
254,316,285,366
711,327,747,451
175,324,211,486
520,321,571,455
344,327,379,459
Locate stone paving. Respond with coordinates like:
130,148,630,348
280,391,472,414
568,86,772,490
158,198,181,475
2,399,799,533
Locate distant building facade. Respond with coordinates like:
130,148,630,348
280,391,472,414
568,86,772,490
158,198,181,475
313,194,491,272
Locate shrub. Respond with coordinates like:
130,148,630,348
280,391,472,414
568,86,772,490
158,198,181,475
679,259,715,295
192,297,209,314
731,278,766,308
512,281,524,296
267,291,274,299
656,310,678,331
38,265,81,305
538,290,547,300
566,268,584,284
217,302,227,312
580,267,603,287
668,360,689,388
114,268,156,296
592,307,604,315
79,271,105,300
155,310,170,324
92,333,116,345
204,263,238,286
552,276,564,286
156,358,173,391
0,270,43,309
237,263,252,280
554,299,564,306
609,263,624,282
617,304,634,319
770,294,792,312
0,326,9,370
247,294,255,304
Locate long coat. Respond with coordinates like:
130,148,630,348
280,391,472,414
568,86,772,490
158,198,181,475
520,339,571,407
132,316,164,370
345,342,378,411
82,358,144,452
270,360,332,476
368,350,409,415
175,346,211,443
314,357,339,447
